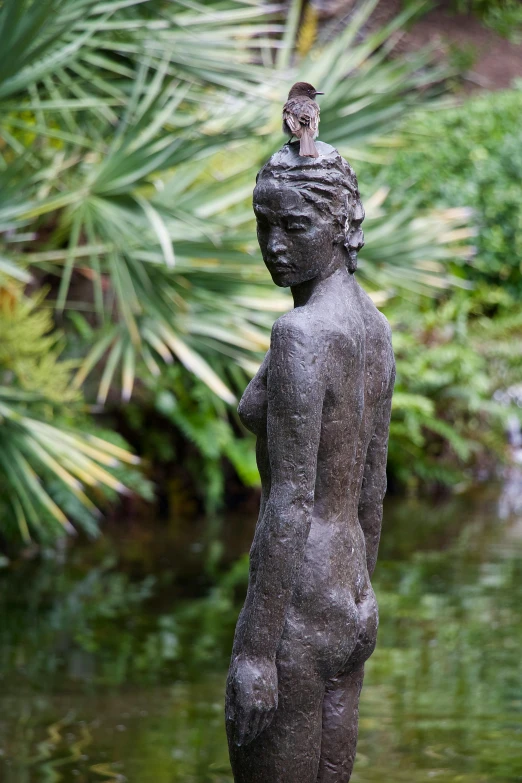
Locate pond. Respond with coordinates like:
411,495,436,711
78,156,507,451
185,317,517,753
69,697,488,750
1,476,522,782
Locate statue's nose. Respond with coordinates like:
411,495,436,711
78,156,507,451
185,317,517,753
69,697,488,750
268,228,287,256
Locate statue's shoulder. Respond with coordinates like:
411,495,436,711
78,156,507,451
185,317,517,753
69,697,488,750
355,281,392,341
270,309,320,353
272,309,310,337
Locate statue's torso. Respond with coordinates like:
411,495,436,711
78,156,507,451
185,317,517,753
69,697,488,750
238,279,393,677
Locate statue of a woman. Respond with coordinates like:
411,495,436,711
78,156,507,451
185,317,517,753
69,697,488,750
225,141,395,782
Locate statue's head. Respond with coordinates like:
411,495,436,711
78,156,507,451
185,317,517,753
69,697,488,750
253,141,364,288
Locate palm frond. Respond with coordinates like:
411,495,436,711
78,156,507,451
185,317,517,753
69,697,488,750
0,385,138,543
0,0,475,530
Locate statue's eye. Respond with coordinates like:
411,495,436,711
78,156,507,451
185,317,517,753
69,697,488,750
256,214,269,229
286,220,309,232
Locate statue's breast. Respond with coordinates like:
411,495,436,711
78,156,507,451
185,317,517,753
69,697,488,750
237,353,269,436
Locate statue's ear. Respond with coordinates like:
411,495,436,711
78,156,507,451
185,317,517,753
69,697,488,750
333,215,348,246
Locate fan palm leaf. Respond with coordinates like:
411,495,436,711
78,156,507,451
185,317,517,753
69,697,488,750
0,387,139,542
0,0,470,406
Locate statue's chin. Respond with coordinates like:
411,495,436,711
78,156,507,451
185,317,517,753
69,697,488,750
271,273,292,288
266,266,294,287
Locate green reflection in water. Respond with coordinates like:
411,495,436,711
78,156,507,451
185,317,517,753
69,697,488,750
1,481,522,782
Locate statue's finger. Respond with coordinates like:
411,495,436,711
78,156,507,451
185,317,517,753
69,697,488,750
259,707,275,737
235,707,250,747
247,710,262,744
256,711,270,739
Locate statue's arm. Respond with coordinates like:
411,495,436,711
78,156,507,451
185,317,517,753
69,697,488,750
358,364,395,578
226,317,325,745
240,317,325,657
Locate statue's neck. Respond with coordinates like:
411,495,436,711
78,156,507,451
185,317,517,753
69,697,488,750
291,263,353,308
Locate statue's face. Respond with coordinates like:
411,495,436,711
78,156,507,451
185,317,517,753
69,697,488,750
253,181,336,288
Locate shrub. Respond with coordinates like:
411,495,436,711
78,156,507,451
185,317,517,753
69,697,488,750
0,0,471,540
387,291,510,491
0,286,149,548
365,88,522,295
362,88,522,489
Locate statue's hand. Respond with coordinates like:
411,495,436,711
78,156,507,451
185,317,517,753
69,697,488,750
226,654,278,746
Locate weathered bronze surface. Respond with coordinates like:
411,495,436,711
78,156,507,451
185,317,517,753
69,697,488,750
225,141,395,782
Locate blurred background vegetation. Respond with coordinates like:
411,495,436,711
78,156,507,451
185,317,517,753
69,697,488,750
1,0,521,552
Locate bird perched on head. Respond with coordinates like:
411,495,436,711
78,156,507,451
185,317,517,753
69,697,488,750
282,81,324,159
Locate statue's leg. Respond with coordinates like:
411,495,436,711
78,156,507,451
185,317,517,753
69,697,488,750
315,666,365,783
228,639,324,783
316,587,378,782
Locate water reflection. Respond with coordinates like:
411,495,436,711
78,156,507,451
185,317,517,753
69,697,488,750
1,483,522,782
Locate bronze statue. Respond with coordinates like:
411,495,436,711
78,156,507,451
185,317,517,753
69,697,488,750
225,141,395,782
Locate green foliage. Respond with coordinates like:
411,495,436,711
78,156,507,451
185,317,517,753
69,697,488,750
482,1,522,38
0,288,78,403
451,0,522,39
355,88,522,489
387,292,509,490
368,88,522,294
0,285,147,546
126,365,259,513
405,0,522,41
0,0,476,534
0,0,463,403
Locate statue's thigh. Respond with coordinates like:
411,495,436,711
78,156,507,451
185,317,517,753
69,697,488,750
316,667,365,783
229,641,324,783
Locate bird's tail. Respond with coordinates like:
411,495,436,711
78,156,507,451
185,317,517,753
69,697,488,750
299,129,319,158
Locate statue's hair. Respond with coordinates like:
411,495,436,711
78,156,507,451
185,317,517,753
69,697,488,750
254,141,365,273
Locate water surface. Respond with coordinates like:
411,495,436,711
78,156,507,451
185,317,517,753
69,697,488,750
1,479,522,782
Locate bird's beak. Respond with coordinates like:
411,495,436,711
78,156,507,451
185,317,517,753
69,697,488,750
315,91,325,95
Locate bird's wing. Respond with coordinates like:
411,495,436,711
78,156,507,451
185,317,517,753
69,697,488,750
309,105,320,137
283,97,301,114
283,109,302,135
287,95,319,120
283,97,321,140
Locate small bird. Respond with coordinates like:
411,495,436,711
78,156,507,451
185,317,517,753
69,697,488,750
282,82,324,158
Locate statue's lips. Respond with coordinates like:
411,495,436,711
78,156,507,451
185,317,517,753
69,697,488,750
267,258,292,273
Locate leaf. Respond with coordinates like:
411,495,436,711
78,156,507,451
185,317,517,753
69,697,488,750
135,194,175,268
0,256,32,283
157,323,236,404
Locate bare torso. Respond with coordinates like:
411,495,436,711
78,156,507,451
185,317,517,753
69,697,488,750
237,276,394,679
